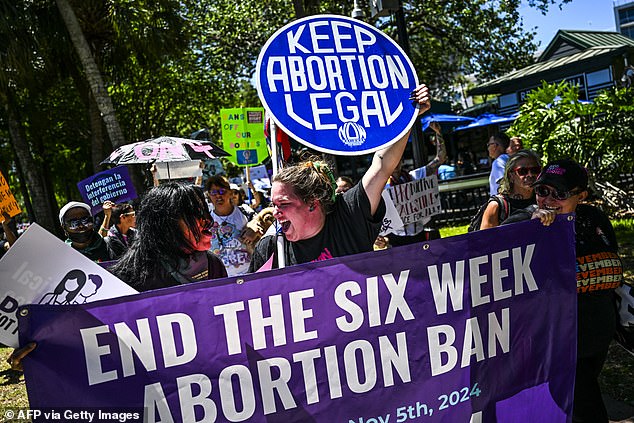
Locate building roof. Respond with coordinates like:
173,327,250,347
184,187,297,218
470,30,634,96
539,30,634,62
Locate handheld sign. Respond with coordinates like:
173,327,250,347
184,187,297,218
385,174,442,225
256,15,419,156
0,170,21,220
221,107,269,167
0,223,137,347
77,166,138,214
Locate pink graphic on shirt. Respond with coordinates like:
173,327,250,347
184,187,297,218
313,248,334,262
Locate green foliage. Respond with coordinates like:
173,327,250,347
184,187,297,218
0,0,573,221
374,0,540,103
509,81,634,183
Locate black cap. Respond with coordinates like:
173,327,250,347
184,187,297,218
533,159,588,192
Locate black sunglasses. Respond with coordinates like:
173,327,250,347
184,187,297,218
513,166,541,176
210,189,227,196
534,185,581,200
65,216,94,230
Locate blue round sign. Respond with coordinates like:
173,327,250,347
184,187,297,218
256,15,419,156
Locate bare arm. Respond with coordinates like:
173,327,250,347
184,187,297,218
1,212,18,245
362,84,431,215
424,122,447,175
99,200,114,236
480,201,500,230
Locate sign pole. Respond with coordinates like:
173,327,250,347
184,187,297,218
269,117,286,269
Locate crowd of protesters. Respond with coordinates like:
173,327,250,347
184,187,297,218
3,82,628,423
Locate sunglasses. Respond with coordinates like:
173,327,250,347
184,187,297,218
65,216,94,230
513,166,541,176
534,185,582,200
210,189,227,196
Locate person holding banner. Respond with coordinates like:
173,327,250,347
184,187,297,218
248,84,432,270
380,121,447,247
59,201,115,262
512,159,623,423
479,149,541,230
110,182,227,291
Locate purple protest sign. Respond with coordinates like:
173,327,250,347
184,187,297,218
77,166,137,214
20,217,577,422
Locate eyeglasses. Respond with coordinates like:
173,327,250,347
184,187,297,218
534,185,582,200
513,166,541,176
210,189,227,196
65,216,94,230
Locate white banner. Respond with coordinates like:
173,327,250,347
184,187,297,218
0,224,137,347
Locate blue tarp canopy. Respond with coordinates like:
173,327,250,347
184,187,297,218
420,113,476,131
454,113,518,131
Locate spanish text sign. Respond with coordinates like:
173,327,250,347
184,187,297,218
22,218,576,422
256,15,419,155
77,166,138,214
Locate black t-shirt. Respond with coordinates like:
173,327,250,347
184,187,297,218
574,204,622,357
502,203,622,357
129,251,228,292
73,235,115,263
249,183,386,271
106,226,137,259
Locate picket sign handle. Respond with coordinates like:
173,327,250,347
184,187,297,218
269,116,286,269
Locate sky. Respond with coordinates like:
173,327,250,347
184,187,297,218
520,0,618,50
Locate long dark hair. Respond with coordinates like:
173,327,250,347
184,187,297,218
110,182,211,290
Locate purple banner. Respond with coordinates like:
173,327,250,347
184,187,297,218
21,217,577,422
77,166,138,214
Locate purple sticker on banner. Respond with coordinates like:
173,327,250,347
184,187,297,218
20,218,577,422
77,166,138,214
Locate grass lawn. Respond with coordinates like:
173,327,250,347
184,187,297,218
1,220,633,408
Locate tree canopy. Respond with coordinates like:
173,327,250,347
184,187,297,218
509,81,634,184
0,0,574,230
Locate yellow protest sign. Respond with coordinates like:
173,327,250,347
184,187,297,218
221,107,269,167
0,171,21,221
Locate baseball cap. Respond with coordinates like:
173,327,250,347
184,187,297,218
59,201,92,225
533,159,588,192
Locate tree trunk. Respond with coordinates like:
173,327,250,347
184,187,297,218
55,0,126,148
89,93,106,172
5,103,59,234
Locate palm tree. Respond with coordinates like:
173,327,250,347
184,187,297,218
55,0,126,149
